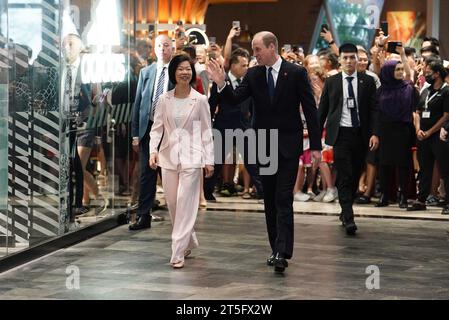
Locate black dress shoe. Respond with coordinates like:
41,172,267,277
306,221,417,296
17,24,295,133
345,221,358,236
374,194,389,207
205,193,217,202
441,205,449,215
406,202,427,211
398,193,408,209
129,215,151,230
274,253,288,273
267,253,275,266
355,195,371,204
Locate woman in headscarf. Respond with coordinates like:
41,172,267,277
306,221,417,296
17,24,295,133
375,60,418,208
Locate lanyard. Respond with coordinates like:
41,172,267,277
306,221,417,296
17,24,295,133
425,83,447,110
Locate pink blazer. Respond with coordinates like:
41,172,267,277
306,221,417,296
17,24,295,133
149,88,214,170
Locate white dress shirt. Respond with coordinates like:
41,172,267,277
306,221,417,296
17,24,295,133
340,71,359,127
152,62,170,105
61,57,81,112
265,56,283,86
227,71,241,90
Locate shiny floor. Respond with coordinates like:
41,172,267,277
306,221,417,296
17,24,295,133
1,207,449,300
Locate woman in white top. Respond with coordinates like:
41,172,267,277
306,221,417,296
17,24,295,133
149,54,214,268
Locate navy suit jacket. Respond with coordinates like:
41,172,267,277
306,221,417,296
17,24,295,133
131,63,174,139
220,59,321,159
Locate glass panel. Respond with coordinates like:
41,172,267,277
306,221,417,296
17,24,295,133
311,0,385,53
0,1,10,256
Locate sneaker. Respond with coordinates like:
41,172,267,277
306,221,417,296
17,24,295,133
313,190,327,202
294,192,311,202
68,220,81,232
307,191,316,199
426,194,440,206
323,188,338,203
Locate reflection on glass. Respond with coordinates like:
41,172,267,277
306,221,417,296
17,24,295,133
313,0,385,52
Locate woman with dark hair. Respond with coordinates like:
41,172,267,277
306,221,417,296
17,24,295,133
409,61,449,215
375,60,417,208
149,54,214,268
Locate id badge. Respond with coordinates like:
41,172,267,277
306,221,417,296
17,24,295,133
422,111,431,119
347,98,355,109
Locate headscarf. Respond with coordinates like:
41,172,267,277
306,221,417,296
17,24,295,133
378,60,414,122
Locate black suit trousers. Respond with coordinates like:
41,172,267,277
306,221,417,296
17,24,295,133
137,121,158,217
260,154,298,259
333,128,365,222
68,124,83,222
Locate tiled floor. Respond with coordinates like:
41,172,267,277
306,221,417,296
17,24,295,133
1,205,449,300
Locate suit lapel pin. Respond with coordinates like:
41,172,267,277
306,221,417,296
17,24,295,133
284,72,288,77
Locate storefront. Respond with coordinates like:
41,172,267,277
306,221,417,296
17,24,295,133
0,0,160,259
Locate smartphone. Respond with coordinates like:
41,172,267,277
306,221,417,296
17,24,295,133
283,44,292,53
208,37,216,44
148,24,155,33
321,23,329,33
208,51,217,60
188,34,198,44
380,21,388,36
387,41,402,54
232,21,240,29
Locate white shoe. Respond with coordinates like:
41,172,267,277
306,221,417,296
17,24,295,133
313,190,327,202
323,188,338,203
294,192,311,202
307,191,316,199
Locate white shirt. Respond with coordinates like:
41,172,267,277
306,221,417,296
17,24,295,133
340,71,359,127
228,71,241,90
61,57,81,112
173,97,189,128
265,56,282,86
152,62,170,104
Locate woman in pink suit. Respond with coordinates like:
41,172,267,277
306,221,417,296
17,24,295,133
149,54,214,269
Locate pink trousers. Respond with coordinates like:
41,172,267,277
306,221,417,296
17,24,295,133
161,167,201,264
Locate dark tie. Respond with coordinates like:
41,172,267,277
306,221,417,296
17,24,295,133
151,66,166,120
236,78,242,86
267,67,275,101
346,76,359,127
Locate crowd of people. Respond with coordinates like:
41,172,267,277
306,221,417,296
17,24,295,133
81,22,449,272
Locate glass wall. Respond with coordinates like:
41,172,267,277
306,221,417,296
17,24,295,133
310,0,385,53
0,0,155,258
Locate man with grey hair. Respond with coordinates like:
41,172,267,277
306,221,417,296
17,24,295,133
207,31,322,273
130,34,175,230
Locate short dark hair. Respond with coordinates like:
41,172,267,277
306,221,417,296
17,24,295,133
404,47,416,57
423,36,439,47
339,43,358,55
229,47,250,66
168,54,196,86
421,45,439,56
428,60,448,80
181,45,196,61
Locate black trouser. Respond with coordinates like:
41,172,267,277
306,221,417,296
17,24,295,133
379,165,409,199
137,121,158,217
68,127,83,222
417,134,449,204
260,155,298,259
333,128,365,223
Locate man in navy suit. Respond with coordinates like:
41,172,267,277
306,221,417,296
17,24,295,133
207,31,322,273
130,35,174,230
